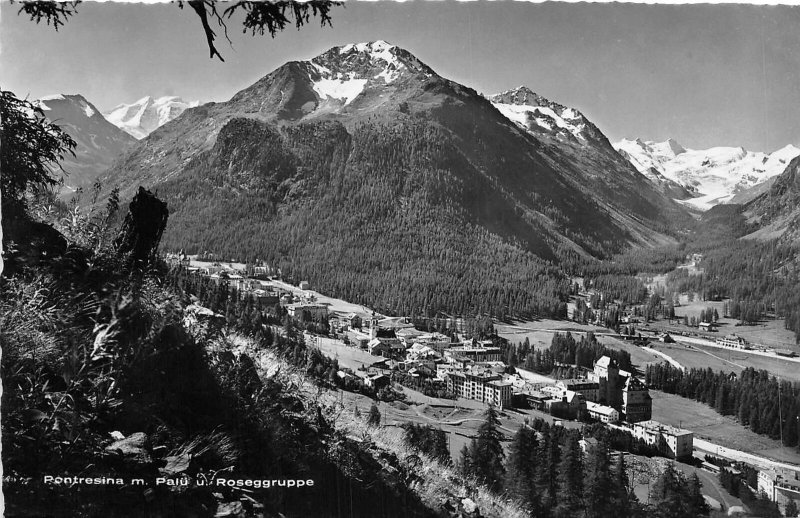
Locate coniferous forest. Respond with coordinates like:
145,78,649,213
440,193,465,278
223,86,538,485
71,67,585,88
457,411,709,518
154,118,573,320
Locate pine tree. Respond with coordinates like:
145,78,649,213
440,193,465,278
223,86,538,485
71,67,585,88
583,438,614,518
612,452,633,517
649,463,693,518
505,426,541,513
457,444,472,478
536,427,560,516
467,405,506,491
554,434,583,517
367,402,381,426
687,472,710,517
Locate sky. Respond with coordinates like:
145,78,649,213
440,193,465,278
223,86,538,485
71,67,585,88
1,1,799,152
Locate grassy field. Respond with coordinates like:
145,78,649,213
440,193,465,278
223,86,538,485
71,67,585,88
714,319,798,351
644,292,797,351
645,340,800,383
651,390,800,466
642,263,795,350
495,319,607,349
314,336,383,371
646,342,745,375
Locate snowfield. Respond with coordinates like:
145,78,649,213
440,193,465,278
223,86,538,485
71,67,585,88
614,138,800,210
104,95,200,139
311,77,368,106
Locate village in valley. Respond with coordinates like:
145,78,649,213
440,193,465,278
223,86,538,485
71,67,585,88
172,251,800,514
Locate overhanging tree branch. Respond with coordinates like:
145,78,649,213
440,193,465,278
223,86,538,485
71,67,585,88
16,0,80,31
187,0,226,62
16,1,342,62
183,0,342,62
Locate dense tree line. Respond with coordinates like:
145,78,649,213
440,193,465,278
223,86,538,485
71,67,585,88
392,372,454,399
647,364,800,447
551,332,632,373
488,415,707,518
584,274,649,306
560,245,687,277
408,314,494,338
504,332,632,376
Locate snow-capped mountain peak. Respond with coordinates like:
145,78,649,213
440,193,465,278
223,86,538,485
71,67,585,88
103,96,200,139
483,86,693,199
614,138,800,210
488,86,592,143
36,93,98,119
301,40,436,107
316,40,434,80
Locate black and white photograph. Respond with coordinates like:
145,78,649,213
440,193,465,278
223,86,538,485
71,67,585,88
2,1,800,516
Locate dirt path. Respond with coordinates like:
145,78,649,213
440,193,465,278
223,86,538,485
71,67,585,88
694,437,800,474
643,346,684,371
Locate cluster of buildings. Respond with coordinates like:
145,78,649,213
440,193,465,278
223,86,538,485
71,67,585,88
328,315,516,406
514,356,652,424
335,307,657,420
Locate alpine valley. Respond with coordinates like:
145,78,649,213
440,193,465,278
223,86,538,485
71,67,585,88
97,41,699,318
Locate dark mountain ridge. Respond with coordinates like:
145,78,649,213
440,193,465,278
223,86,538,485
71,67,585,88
743,155,800,243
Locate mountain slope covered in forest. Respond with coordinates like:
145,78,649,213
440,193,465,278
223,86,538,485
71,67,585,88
100,41,691,318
